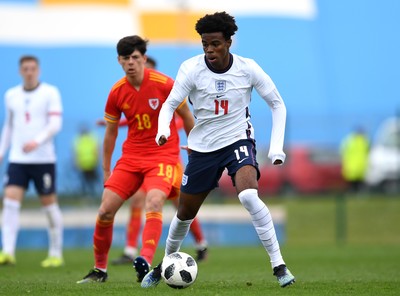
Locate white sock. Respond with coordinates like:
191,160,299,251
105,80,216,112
123,246,138,258
1,198,21,256
195,240,208,250
42,203,63,258
165,214,193,256
238,189,285,268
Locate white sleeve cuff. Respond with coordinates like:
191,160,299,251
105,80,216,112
268,152,286,165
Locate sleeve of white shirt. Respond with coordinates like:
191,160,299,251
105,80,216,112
263,89,287,164
34,86,63,145
156,63,192,145
250,60,287,164
0,98,12,158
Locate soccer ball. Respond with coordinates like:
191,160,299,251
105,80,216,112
161,252,198,289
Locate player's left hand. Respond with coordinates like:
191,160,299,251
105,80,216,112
23,141,38,153
270,152,286,165
180,145,192,155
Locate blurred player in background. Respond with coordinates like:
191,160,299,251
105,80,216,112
0,55,64,267
144,56,157,69
77,35,195,284
104,56,208,265
142,11,295,288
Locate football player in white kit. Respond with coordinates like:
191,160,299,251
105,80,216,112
0,55,64,267
142,11,295,288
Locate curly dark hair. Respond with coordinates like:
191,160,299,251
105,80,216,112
195,11,238,40
117,35,148,56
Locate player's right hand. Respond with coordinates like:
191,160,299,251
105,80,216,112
96,119,106,126
103,170,111,183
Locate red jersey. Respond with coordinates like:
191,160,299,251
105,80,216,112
119,112,184,129
104,68,179,163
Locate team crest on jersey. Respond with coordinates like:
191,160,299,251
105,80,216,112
215,80,226,92
182,174,188,186
149,98,159,110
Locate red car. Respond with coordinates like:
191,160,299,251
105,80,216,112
217,145,346,196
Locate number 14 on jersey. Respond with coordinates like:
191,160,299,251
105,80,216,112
214,99,228,115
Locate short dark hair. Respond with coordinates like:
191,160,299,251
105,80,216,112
117,35,148,56
19,55,39,66
146,56,157,69
195,11,238,40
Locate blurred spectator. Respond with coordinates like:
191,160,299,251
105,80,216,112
73,124,100,197
340,127,370,193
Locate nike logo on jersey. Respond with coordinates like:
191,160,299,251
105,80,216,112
238,157,249,164
216,94,225,98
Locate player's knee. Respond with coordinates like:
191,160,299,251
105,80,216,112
177,207,196,221
4,186,25,201
145,196,164,212
97,207,115,221
238,188,259,210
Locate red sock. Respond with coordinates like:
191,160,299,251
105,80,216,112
93,216,114,270
140,212,162,265
126,207,142,248
190,217,205,244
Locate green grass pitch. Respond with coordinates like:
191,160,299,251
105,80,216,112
1,195,399,295
1,245,399,295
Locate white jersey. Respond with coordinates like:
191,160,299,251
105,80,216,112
158,53,286,163
0,82,63,163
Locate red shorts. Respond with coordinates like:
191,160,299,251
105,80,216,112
139,161,183,200
105,157,182,200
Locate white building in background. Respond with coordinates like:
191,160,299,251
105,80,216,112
0,0,316,45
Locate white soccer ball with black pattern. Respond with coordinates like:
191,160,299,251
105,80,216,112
161,252,198,289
